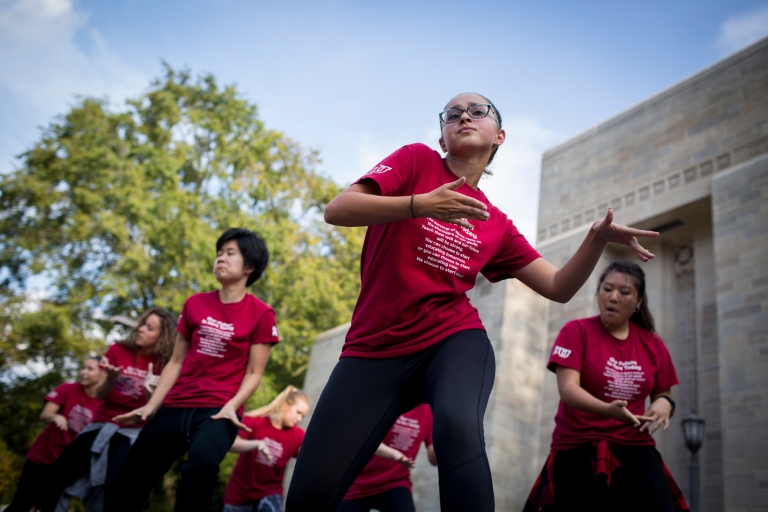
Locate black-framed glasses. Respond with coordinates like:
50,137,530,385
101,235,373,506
439,103,498,126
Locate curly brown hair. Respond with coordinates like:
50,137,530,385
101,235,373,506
117,307,177,366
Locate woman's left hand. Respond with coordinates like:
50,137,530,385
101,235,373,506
592,208,659,262
211,403,251,432
639,397,673,433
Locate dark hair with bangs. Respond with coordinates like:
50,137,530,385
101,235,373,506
216,228,269,287
440,92,503,176
597,259,656,333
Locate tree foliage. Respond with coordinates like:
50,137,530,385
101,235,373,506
0,65,363,506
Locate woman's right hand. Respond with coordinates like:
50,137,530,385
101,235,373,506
112,403,158,425
604,400,650,426
143,363,160,394
415,177,489,229
52,414,69,431
100,356,123,383
393,450,415,470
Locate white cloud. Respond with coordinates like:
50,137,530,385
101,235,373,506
0,0,145,116
716,5,768,56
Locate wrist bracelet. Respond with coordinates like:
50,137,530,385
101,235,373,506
658,395,676,415
410,194,416,218
107,377,118,385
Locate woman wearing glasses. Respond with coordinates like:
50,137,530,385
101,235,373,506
286,93,659,512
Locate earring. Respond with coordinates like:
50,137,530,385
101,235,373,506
634,306,640,312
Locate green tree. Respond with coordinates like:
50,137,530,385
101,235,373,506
0,65,363,507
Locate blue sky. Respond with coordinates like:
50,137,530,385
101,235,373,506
2,0,768,244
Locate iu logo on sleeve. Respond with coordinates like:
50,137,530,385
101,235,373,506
271,325,279,337
553,346,572,358
364,164,392,176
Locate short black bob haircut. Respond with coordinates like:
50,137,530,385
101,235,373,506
216,228,269,287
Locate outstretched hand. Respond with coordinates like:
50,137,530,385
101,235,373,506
113,403,158,425
211,403,251,432
100,356,123,383
605,400,653,427
415,177,489,229
143,363,160,395
639,397,673,434
592,209,659,262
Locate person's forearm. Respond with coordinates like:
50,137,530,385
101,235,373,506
374,443,402,460
559,382,612,418
40,411,61,423
225,372,263,412
551,228,608,302
146,361,183,408
94,380,113,401
324,191,412,227
229,437,260,454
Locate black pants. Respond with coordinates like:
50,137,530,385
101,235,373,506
336,486,416,512
39,427,133,512
286,329,496,512
108,406,238,512
6,458,53,512
548,443,675,512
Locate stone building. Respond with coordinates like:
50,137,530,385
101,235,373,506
289,37,768,511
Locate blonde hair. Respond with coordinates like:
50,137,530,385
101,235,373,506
246,386,310,423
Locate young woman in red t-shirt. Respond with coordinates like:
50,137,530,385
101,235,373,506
39,307,177,512
223,386,310,512
5,357,104,512
286,93,659,512
525,260,688,512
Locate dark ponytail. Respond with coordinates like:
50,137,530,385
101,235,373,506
597,259,656,333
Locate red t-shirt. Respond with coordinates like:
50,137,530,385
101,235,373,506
224,415,305,504
95,343,162,427
26,382,101,464
343,144,541,358
344,404,434,500
547,316,679,449
164,291,279,410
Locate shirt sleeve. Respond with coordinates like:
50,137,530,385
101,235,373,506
176,299,192,340
481,217,541,283
652,337,680,395
250,310,279,345
547,320,586,373
44,383,69,406
353,145,416,197
102,344,120,367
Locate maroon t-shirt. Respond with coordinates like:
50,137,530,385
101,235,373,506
343,143,540,358
224,416,305,504
95,343,161,427
345,404,434,500
547,316,679,449
26,382,101,464
164,291,279,411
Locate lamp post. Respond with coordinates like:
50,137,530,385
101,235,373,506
681,413,706,512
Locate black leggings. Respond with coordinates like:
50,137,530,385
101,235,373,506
108,406,238,512
548,443,675,512
39,427,133,512
6,458,53,512
286,329,496,512
336,486,415,512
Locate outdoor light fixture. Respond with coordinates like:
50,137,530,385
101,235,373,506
682,412,706,512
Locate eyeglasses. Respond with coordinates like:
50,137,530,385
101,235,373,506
439,103,498,126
